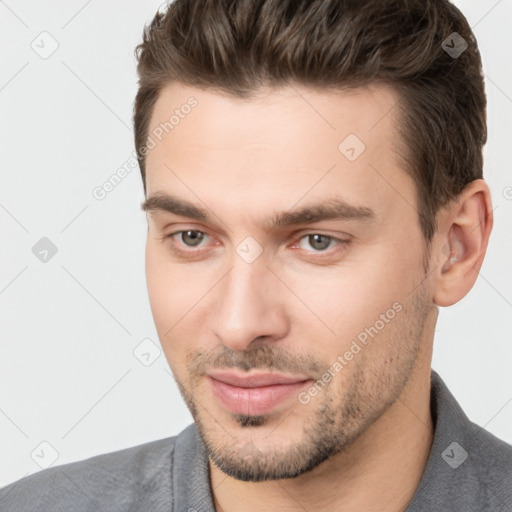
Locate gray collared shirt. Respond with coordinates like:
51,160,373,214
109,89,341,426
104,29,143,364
1,369,511,511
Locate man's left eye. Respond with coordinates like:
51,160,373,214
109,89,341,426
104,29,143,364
296,234,346,252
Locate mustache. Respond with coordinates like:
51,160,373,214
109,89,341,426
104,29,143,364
187,344,326,378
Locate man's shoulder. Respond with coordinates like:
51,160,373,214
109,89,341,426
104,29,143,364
465,418,512,505
0,433,180,512
408,371,512,511
469,416,512,462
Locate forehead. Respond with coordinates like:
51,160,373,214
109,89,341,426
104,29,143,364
147,81,401,149
143,81,412,225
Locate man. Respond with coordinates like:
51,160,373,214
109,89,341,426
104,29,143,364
1,0,511,510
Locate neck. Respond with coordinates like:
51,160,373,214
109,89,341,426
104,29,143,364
209,342,434,512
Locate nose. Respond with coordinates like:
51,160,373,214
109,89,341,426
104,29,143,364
211,255,289,352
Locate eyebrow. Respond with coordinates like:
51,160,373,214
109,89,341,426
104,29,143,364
141,192,375,230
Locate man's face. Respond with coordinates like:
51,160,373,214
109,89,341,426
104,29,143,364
144,82,434,481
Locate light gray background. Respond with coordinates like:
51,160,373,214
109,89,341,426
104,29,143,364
0,0,511,487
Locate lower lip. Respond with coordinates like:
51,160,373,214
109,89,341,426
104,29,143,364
208,377,310,416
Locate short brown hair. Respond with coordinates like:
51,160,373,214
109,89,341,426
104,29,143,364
133,0,487,243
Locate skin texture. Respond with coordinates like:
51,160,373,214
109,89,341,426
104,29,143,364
143,82,493,511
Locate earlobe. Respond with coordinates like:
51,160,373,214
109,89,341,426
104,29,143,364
432,180,493,307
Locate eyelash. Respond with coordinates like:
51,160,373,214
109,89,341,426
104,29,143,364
163,229,349,258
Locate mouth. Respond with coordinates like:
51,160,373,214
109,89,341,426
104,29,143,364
207,370,312,416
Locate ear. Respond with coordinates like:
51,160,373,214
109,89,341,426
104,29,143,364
432,179,493,307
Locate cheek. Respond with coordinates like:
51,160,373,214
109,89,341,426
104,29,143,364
286,250,419,354
145,249,185,376
145,241,213,371
145,242,187,349
145,243,169,323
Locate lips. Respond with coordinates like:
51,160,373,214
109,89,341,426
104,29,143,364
207,370,311,416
